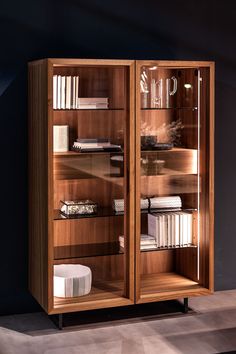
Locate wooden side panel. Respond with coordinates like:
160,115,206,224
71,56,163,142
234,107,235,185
28,60,50,312
198,65,214,291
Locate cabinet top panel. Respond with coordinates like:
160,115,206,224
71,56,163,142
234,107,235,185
28,59,214,68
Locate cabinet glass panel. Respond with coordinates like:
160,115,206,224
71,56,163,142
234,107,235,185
52,64,131,306
138,64,210,298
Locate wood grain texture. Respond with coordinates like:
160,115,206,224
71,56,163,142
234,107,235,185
138,272,211,304
28,59,54,313
53,254,124,281
141,250,175,274
54,217,123,246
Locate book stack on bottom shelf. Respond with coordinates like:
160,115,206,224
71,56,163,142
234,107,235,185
119,234,157,251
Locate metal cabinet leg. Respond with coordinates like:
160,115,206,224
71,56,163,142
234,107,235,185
50,313,63,330
58,314,63,330
183,298,189,313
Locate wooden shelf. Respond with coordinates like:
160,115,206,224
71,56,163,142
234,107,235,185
141,107,198,111
141,147,197,153
140,245,197,252
141,272,201,296
53,108,125,111
53,278,125,310
54,207,119,220
53,147,196,157
54,151,123,157
54,241,122,259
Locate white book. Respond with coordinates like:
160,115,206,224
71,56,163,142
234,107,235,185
148,214,157,239
78,97,108,104
167,214,171,247
171,213,175,247
66,76,71,109
141,244,157,250
57,75,61,109
158,215,162,247
180,213,184,247
61,76,66,109
163,214,168,247
53,75,57,109
77,104,97,109
159,214,164,248
174,213,180,246
186,213,193,245
75,76,79,109
184,213,189,246
140,234,157,245
72,76,76,109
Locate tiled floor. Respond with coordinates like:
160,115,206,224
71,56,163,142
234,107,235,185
1,291,236,353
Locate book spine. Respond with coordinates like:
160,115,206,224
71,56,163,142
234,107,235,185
53,75,57,109
75,76,79,109
57,75,61,109
72,76,76,109
175,213,180,246
61,76,66,109
66,76,71,109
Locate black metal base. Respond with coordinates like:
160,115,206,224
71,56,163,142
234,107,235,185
49,299,190,330
50,313,63,330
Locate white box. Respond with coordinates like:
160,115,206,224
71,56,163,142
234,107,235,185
53,125,69,152
54,264,92,298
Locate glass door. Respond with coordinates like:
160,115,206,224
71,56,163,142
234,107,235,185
135,61,213,302
51,60,135,310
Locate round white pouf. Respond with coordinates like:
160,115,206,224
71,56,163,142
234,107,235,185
54,264,92,298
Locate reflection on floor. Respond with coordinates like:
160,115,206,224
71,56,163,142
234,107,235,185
1,290,236,353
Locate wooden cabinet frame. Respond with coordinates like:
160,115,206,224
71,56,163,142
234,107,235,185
29,59,214,315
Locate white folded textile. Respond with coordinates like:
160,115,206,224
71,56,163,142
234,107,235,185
113,196,181,212
54,264,92,298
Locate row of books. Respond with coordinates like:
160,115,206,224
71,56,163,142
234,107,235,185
53,75,79,110
148,211,193,248
113,196,182,213
53,74,109,110
72,138,122,153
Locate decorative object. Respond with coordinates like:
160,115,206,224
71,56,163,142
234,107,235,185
141,158,165,175
53,125,69,152
141,135,157,150
54,264,92,298
140,68,149,108
152,143,173,150
141,119,183,148
166,76,178,108
113,196,182,213
110,155,124,176
60,200,97,216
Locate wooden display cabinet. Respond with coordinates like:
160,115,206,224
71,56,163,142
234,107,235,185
28,59,214,318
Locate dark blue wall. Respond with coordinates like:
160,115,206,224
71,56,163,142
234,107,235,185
0,0,235,315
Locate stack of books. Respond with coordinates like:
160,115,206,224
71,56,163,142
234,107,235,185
72,138,122,153
77,97,108,109
119,234,157,251
113,196,182,213
53,75,79,110
148,211,193,248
